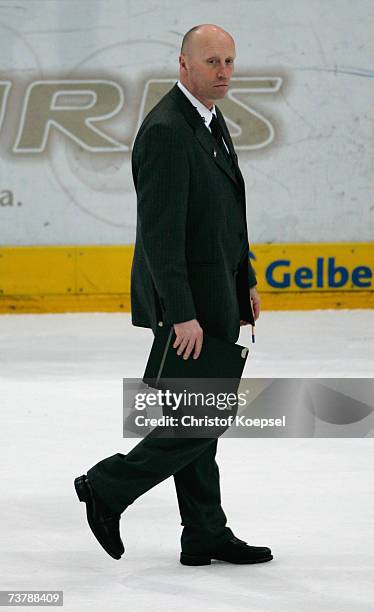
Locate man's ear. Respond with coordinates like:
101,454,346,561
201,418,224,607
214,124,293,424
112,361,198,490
179,54,188,71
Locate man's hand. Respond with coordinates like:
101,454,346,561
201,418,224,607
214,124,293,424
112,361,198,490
249,286,260,321
173,319,203,360
240,286,261,326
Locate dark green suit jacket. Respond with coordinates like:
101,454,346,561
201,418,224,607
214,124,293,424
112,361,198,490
130,82,256,342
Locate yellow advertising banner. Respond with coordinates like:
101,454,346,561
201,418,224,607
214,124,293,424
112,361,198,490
251,242,373,309
0,243,372,313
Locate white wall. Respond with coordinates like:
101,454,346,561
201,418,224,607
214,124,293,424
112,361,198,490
0,0,372,245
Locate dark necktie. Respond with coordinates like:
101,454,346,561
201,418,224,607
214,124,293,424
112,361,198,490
209,113,234,168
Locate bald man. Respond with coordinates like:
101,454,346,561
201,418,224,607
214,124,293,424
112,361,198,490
74,24,273,566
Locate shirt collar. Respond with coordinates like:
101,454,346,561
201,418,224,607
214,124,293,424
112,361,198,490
177,80,216,127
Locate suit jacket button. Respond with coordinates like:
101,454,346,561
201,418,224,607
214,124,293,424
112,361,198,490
158,321,163,327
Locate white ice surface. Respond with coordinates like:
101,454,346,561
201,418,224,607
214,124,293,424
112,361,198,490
1,310,374,612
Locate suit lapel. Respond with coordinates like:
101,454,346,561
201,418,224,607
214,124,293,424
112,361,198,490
215,106,245,192
168,84,242,190
194,122,239,186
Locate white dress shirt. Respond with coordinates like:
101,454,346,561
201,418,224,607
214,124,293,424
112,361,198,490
177,80,230,154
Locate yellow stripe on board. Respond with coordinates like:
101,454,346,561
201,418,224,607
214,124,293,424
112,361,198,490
252,242,374,309
0,243,372,314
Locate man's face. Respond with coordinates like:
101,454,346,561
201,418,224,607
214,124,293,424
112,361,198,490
180,34,236,106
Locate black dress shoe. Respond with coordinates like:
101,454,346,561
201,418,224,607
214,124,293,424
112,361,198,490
74,474,124,560
180,536,273,566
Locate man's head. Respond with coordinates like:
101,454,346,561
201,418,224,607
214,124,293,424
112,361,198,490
179,24,236,109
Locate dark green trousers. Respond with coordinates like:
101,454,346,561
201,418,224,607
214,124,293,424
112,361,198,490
87,318,237,554
87,434,234,553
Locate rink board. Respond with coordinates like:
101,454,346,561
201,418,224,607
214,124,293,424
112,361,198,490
0,242,372,313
